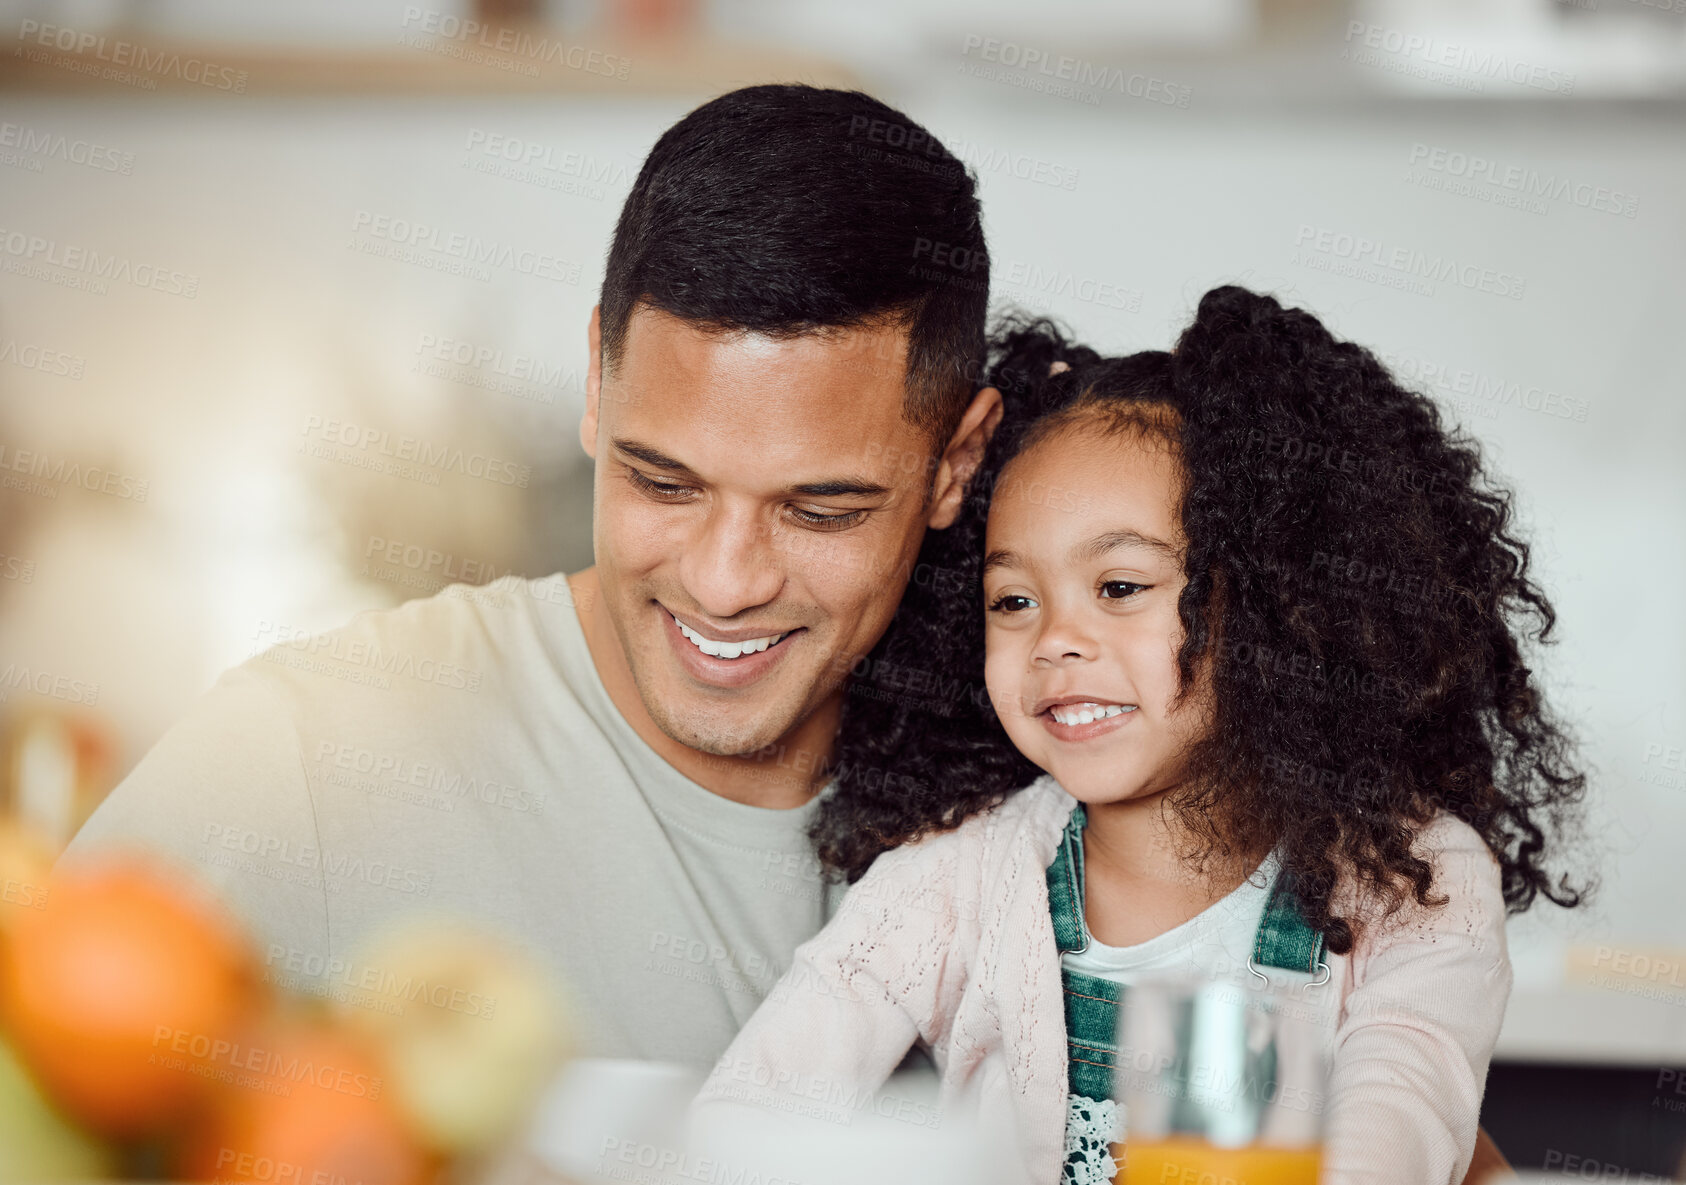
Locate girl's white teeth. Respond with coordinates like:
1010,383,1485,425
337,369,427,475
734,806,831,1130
674,615,789,660
1049,702,1136,726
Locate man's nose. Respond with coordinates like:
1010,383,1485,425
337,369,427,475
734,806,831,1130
678,502,785,619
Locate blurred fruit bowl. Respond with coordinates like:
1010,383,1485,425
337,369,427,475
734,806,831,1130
0,821,573,1185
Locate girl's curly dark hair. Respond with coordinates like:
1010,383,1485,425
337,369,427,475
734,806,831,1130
812,284,1589,953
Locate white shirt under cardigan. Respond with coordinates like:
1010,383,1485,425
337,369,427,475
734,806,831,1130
1060,849,1281,985
694,775,1513,1185
1056,849,1285,1185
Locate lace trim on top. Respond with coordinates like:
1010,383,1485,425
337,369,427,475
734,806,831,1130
1062,1092,1123,1185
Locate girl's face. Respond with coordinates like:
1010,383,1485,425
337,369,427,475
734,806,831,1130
982,418,1210,806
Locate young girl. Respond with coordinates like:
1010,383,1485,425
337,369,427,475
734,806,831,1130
692,286,1586,1184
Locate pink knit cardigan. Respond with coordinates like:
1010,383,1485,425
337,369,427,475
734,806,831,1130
694,775,1513,1184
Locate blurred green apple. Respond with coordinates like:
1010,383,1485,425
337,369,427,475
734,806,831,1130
332,919,571,1155
0,1031,116,1181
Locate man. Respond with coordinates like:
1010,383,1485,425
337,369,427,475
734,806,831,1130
64,84,1002,1066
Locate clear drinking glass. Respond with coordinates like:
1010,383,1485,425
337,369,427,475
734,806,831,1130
1115,976,1333,1184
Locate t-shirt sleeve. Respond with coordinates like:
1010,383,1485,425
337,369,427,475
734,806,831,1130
1321,816,1513,1185
58,661,331,960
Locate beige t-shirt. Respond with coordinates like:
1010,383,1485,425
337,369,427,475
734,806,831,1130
63,572,846,1066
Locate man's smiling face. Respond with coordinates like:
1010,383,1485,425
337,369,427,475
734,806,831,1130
581,304,971,759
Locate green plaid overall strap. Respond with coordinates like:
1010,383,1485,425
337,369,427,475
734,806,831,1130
1047,803,1124,1100
1045,802,1325,1102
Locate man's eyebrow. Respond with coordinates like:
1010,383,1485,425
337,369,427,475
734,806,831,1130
788,477,892,499
612,438,890,498
1077,529,1181,563
981,548,1020,578
611,438,695,474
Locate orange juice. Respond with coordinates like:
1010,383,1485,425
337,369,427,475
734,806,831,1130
1117,1137,1321,1185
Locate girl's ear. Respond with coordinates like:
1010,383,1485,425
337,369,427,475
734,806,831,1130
927,385,1004,530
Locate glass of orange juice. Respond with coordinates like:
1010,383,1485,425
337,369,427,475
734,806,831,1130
1115,976,1333,1185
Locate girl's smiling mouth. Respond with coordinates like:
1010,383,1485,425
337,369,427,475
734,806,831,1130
1034,695,1139,740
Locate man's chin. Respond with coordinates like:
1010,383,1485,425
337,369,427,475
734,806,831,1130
633,677,807,759
646,707,793,760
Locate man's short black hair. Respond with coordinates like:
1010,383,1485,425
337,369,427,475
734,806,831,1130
600,84,989,444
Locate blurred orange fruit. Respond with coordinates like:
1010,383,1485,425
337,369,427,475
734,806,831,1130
0,819,55,946
0,855,259,1138
176,1018,434,1185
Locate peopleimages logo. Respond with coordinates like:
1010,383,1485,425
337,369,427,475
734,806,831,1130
264,943,500,1018
299,416,529,488
999,257,1143,313
202,822,433,897
413,332,583,402
1293,225,1525,300
463,130,630,186
399,7,629,79
15,19,248,92
958,34,1191,108
0,226,199,298
1407,143,1638,219
947,137,1080,191
349,210,581,285
1377,348,1590,424
1342,21,1575,95
251,617,486,695
0,122,134,174
0,442,149,501
0,662,99,706
0,339,85,380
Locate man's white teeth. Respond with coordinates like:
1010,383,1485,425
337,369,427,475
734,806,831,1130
674,616,789,660
1049,703,1136,726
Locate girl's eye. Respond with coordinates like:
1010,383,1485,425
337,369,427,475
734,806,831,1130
987,594,1037,614
628,469,693,499
790,506,867,531
1099,581,1147,600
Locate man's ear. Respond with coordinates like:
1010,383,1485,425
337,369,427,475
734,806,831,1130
926,385,1004,530
580,304,603,459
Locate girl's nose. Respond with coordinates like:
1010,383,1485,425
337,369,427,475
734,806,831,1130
1030,604,1099,666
